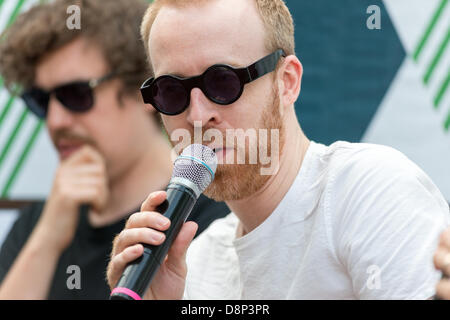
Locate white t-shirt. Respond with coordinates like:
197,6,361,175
184,141,450,299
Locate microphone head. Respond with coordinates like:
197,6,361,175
172,144,218,197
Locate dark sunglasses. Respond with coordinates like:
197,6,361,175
21,73,115,119
140,49,286,116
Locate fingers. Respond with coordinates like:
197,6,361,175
125,211,170,229
433,229,450,300
72,177,106,187
108,216,195,292
113,227,167,257
54,147,109,211
108,191,195,295
436,278,450,300
165,221,198,275
169,221,198,258
434,247,450,274
72,176,108,212
107,244,144,289
112,210,170,257
434,229,450,273
141,191,167,212
57,182,108,213
439,229,450,248
72,164,106,177
65,145,105,166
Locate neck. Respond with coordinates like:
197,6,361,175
227,118,310,236
89,136,174,227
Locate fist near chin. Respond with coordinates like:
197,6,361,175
53,145,109,212
40,145,109,251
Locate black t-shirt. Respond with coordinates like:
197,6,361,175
0,195,229,299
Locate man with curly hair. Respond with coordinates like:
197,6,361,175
0,0,229,299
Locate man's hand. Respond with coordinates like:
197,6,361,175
37,145,109,253
0,145,109,299
434,228,450,299
107,191,198,300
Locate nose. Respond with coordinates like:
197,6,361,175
46,95,75,131
186,88,222,128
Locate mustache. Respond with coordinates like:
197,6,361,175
52,130,97,146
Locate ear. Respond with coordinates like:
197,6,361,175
122,89,156,114
277,55,303,111
144,103,158,115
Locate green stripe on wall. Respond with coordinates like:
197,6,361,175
0,0,44,198
444,110,450,131
434,70,450,108
2,120,43,197
0,91,19,130
424,28,450,85
413,0,448,62
0,108,28,172
6,0,27,28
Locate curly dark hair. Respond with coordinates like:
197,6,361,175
0,0,151,96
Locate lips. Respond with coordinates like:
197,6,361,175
211,147,235,164
56,140,85,159
213,147,224,155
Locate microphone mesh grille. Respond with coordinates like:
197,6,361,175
172,144,218,194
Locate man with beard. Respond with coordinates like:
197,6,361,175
0,0,229,299
106,0,450,299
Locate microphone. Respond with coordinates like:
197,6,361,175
110,144,218,300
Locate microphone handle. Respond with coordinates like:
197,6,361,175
110,184,197,300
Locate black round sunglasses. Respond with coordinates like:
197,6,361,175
21,73,115,119
140,49,286,116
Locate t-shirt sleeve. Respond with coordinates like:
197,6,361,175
329,146,450,300
0,203,43,285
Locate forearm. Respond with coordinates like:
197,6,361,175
0,224,62,300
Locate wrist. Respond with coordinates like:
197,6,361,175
37,197,79,251
32,219,70,255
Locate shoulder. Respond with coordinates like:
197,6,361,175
321,141,448,211
0,201,45,281
315,143,449,299
319,141,444,202
5,201,45,242
318,141,417,177
306,141,421,194
319,142,449,253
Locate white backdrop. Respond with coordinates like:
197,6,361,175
364,0,450,199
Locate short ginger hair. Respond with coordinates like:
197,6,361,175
140,0,295,76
